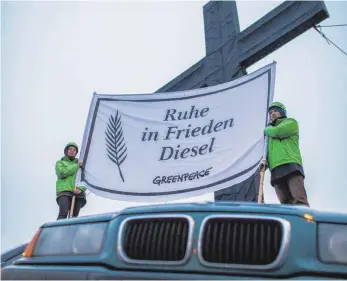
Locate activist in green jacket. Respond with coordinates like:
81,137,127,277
265,117,302,170
264,102,309,206
55,142,87,220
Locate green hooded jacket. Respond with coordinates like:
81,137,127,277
264,102,303,171
56,142,86,196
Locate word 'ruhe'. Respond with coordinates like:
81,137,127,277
164,106,209,121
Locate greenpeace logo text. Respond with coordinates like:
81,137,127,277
153,167,213,186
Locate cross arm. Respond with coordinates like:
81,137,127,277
155,59,205,93
239,1,329,68
155,51,229,92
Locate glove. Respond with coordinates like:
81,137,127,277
260,162,268,171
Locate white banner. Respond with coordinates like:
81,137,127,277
76,63,276,202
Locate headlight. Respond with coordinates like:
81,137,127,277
31,222,108,256
318,223,347,264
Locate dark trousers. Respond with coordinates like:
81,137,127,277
274,173,310,206
57,195,85,220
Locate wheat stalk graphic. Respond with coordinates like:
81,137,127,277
105,110,127,182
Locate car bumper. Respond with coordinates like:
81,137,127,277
2,265,347,280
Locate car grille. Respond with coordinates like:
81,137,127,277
120,215,192,263
200,216,287,267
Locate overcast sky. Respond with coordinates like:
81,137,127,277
2,0,347,252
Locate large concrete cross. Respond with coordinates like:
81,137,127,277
156,1,329,202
